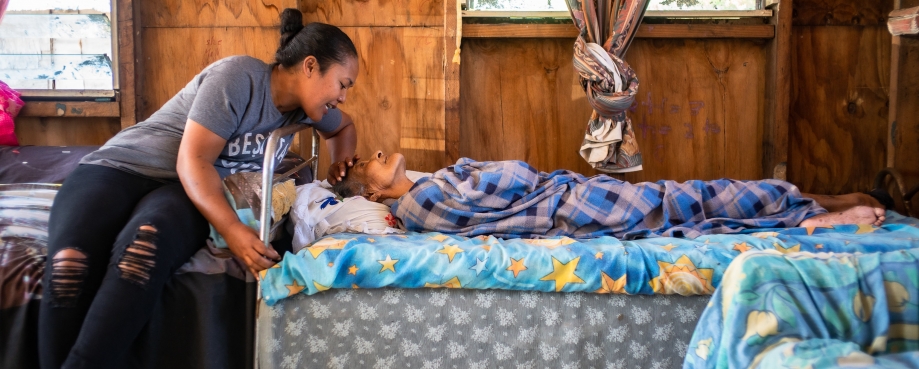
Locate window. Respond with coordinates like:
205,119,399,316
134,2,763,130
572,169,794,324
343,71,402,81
0,0,115,98
465,0,760,13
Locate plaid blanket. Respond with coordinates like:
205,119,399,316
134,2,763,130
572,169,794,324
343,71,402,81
391,158,826,239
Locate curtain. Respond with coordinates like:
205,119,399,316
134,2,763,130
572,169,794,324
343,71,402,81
0,0,8,24
565,0,649,173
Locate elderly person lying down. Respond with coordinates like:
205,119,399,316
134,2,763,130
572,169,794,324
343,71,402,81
332,151,887,239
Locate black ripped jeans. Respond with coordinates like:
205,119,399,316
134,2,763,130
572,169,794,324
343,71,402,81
40,164,210,369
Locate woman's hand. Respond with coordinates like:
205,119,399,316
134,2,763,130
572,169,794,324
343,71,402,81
223,222,281,278
327,154,360,185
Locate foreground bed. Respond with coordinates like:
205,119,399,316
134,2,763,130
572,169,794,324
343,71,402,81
255,213,919,368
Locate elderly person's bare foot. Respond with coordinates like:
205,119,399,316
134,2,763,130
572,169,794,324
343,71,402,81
802,192,886,226
800,205,885,227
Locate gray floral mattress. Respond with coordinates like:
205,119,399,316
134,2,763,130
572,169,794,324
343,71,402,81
257,289,710,368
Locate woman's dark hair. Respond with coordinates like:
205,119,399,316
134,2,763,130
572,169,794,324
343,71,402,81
274,8,358,73
331,173,367,198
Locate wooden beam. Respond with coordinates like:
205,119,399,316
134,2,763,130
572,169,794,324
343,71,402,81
20,102,121,118
116,0,140,128
762,0,791,180
461,23,774,39
889,1,902,168
445,0,461,166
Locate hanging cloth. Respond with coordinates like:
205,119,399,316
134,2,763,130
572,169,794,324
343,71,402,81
566,0,649,173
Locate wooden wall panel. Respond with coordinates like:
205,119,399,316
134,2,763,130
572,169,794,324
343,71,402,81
459,39,595,175
626,39,766,183
141,0,296,28
15,117,120,146
792,0,893,26
893,36,919,193
460,38,766,183
788,26,890,195
312,27,446,175
299,0,442,26
140,28,280,119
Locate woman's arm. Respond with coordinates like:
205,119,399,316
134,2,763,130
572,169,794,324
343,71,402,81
319,110,358,184
177,119,280,277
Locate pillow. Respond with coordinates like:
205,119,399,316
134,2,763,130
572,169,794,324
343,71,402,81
209,172,297,249
290,182,401,252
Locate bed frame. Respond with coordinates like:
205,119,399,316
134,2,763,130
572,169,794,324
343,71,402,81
254,124,319,369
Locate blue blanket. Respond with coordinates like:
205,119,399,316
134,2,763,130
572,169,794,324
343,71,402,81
685,245,919,368
260,212,919,306
391,158,825,239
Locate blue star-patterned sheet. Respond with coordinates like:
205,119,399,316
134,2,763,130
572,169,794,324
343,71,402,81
684,241,919,368
259,212,919,306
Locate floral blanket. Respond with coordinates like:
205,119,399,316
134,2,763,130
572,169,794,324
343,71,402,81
260,212,919,306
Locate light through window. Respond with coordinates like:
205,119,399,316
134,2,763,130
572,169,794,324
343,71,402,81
0,0,114,93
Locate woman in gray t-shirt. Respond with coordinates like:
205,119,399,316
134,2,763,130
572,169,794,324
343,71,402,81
40,8,357,369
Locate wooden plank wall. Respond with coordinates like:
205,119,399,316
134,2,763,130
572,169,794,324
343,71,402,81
14,117,121,145
890,0,919,208
299,0,447,174
787,0,895,195
460,38,767,183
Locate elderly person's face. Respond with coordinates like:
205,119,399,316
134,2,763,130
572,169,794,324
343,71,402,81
347,151,406,197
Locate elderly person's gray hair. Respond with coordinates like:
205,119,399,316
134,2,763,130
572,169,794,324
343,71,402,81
331,174,366,198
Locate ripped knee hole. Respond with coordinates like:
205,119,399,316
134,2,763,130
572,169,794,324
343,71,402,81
118,225,158,286
50,248,89,305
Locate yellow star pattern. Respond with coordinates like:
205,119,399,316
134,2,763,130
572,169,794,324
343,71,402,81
430,234,450,242
856,224,877,234
286,280,305,296
649,255,715,295
506,257,527,278
733,242,752,253
424,276,462,288
595,251,604,260
437,244,465,262
595,271,627,294
816,244,824,249
805,225,833,235
348,265,359,275
539,256,585,292
313,281,330,292
661,243,678,252
306,238,351,258
482,245,492,252
752,232,779,239
378,255,399,273
351,284,360,289
773,243,800,254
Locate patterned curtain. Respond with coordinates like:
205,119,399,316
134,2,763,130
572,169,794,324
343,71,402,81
566,0,649,173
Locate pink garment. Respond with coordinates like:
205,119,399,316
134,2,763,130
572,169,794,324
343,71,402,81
0,80,23,146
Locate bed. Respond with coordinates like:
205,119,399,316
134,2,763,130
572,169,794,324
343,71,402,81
249,128,919,368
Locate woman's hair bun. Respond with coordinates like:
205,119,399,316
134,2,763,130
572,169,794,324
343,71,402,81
279,8,304,38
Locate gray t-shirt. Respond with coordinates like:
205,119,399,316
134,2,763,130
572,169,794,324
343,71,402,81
81,55,342,180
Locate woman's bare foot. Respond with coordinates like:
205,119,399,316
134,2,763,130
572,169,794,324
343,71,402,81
800,205,885,227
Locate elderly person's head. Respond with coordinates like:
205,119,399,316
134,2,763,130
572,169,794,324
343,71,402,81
331,151,414,202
